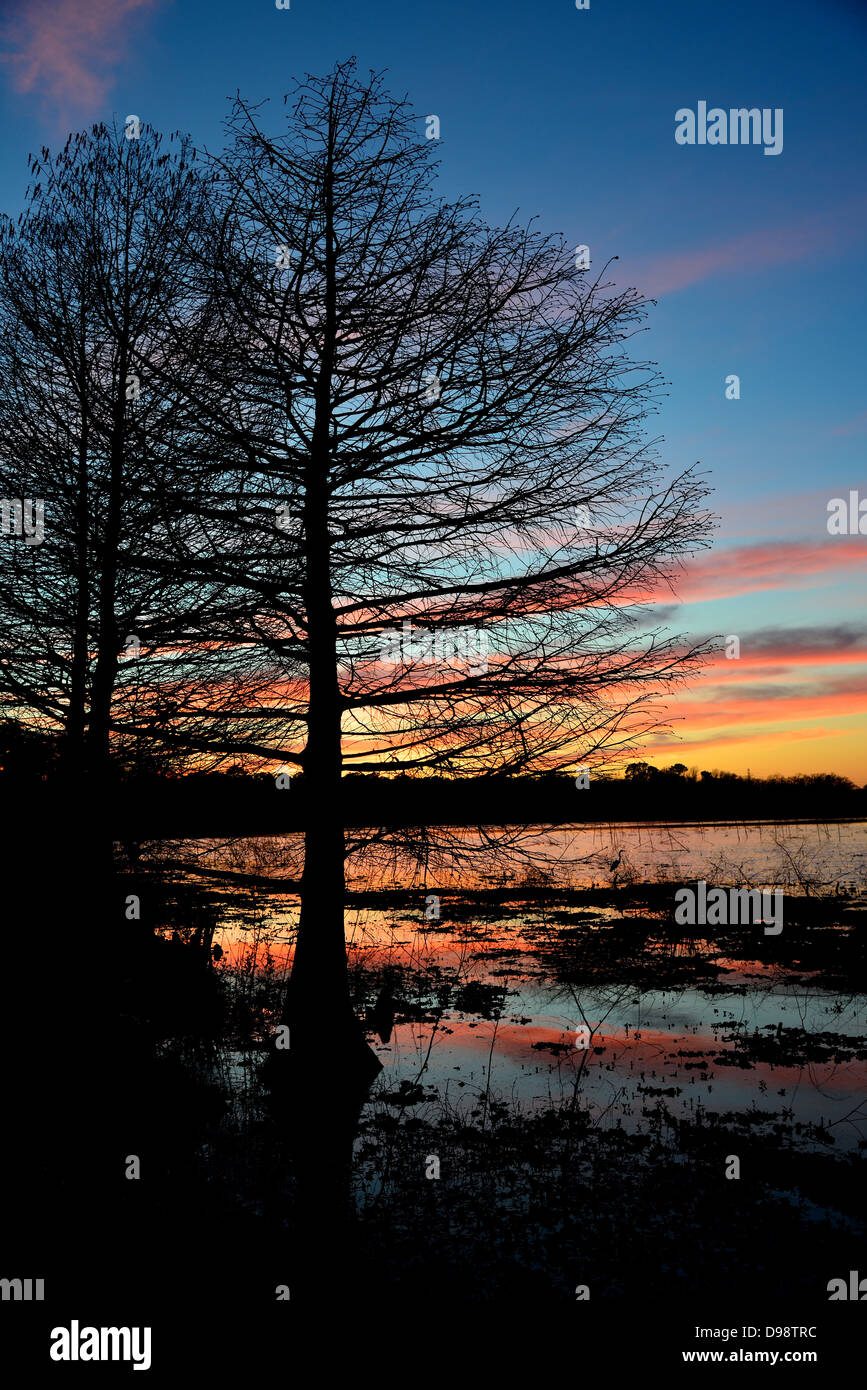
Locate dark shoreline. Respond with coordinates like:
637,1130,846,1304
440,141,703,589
3,767,864,838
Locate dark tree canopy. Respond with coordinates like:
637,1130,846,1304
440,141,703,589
167,59,715,785
0,61,715,1056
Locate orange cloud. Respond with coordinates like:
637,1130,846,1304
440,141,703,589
673,677,867,726
0,0,163,126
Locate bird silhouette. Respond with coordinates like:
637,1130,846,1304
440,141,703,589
609,849,623,873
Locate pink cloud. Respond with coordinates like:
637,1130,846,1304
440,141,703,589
626,201,866,297
701,649,867,675
832,411,867,437
633,537,867,606
0,0,163,127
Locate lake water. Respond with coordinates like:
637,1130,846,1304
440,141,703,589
178,817,867,894
161,820,867,1157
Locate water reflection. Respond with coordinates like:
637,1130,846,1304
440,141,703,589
151,821,866,1155
136,820,865,1299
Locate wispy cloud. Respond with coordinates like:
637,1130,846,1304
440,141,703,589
695,623,867,669
650,538,867,605
831,411,867,437
667,675,867,727
623,621,867,775
0,0,164,128
639,722,859,768
627,201,866,298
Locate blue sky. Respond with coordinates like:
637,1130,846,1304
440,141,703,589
1,0,865,776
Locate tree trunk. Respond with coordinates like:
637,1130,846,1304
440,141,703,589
64,342,91,777
85,339,129,886
283,138,380,1081
87,376,125,776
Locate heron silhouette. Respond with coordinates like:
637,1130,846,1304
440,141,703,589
609,849,623,873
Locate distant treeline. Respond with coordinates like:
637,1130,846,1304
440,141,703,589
1,747,863,834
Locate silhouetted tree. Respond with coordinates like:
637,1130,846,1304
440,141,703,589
625,761,659,780
0,122,271,862
193,60,714,1062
